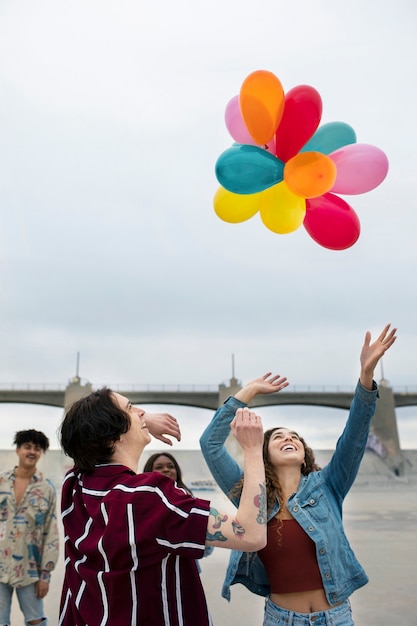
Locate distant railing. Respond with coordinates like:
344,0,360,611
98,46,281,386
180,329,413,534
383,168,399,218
0,382,416,393
0,383,66,391
97,383,220,392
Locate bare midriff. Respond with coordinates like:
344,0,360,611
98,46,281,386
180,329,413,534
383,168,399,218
270,589,341,613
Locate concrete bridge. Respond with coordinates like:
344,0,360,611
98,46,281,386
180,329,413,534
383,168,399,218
1,376,416,476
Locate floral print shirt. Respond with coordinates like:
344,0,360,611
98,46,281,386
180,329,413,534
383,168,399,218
0,467,59,587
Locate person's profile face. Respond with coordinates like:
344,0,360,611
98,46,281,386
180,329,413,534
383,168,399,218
111,392,151,447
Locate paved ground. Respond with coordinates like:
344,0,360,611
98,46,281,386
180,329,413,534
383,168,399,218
5,449,417,625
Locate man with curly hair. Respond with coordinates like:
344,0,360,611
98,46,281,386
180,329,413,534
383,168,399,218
0,429,59,625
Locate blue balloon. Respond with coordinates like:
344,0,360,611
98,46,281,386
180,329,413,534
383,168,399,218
215,144,284,194
301,122,356,155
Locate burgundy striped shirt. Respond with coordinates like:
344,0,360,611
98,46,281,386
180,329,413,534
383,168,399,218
59,464,212,626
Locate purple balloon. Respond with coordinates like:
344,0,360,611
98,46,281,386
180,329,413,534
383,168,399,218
330,143,389,195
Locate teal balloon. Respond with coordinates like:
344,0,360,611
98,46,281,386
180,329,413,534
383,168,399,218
301,122,356,155
215,144,284,194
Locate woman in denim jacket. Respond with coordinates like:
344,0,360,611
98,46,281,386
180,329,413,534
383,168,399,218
200,324,397,626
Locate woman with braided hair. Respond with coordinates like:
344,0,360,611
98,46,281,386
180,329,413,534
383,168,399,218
200,324,397,626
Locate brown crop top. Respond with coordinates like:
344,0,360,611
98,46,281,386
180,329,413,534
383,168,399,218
257,518,323,594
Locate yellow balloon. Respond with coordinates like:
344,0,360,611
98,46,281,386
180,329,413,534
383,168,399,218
284,151,337,198
259,182,306,234
213,186,261,223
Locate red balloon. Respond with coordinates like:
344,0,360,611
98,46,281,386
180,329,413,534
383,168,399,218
275,85,322,163
304,193,361,250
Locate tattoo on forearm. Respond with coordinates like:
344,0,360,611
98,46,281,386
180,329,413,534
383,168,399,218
254,482,267,525
209,507,228,529
206,507,229,542
206,530,228,542
231,520,246,538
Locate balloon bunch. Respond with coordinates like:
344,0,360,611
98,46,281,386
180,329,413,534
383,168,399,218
214,70,389,250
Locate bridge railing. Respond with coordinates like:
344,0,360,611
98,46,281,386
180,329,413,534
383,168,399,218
0,383,66,391
1,382,417,393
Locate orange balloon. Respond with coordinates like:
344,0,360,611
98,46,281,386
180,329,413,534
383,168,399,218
239,70,285,145
213,186,261,223
259,182,306,234
284,151,337,198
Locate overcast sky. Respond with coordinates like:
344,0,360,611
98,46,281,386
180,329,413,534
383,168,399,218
0,0,416,451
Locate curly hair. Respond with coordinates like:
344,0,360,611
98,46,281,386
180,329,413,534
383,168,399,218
230,427,321,517
13,429,49,452
262,427,320,512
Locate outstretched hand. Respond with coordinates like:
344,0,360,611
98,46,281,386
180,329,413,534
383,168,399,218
360,324,397,390
145,412,181,446
235,373,289,404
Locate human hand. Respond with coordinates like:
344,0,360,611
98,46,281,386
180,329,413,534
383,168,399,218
235,372,289,404
360,324,397,390
230,407,264,450
145,412,181,446
35,580,49,598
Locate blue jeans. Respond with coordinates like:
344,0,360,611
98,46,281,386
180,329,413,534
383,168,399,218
263,597,354,626
0,583,47,625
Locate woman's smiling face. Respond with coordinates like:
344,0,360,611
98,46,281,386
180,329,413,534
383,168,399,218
151,455,178,481
267,427,305,468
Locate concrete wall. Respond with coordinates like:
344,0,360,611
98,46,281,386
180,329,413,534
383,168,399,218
2,447,415,494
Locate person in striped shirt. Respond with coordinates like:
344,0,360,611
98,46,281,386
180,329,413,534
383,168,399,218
58,387,267,625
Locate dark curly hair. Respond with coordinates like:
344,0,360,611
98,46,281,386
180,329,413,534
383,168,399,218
262,427,320,513
14,429,49,452
59,387,131,473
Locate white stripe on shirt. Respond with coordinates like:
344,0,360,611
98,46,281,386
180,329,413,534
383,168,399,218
156,538,206,551
75,517,93,549
175,555,184,626
127,503,138,626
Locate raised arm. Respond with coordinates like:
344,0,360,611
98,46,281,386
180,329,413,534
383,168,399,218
200,373,288,503
235,373,289,404
323,324,397,499
359,323,397,390
205,408,267,552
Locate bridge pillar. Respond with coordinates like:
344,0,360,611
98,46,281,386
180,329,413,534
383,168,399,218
218,377,241,404
371,379,405,476
64,377,93,410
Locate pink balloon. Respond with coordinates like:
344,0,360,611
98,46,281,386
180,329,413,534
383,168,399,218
330,143,389,194
225,95,276,153
225,95,254,144
275,85,322,162
304,193,361,250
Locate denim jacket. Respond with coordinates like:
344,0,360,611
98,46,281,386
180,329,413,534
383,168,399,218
200,380,378,604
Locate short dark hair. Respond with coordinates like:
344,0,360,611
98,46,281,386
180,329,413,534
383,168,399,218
59,387,130,472
14,429,49,452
